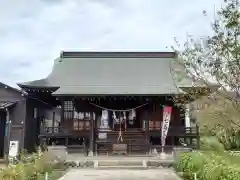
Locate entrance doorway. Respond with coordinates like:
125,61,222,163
0,111,6,158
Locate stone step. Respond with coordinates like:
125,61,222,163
64,158,175,169
98,160,143,167
96,166,147,170
94,160,148,170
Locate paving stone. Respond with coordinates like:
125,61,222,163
58,169,182,180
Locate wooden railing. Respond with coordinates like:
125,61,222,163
40,126,66,134
95,140,151,155
149,126,199,135
94,125,199,154
149,125,200,149
72,119,91,131
40,125,199,135
40,120,92,135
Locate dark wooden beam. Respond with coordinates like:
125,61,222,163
89,112,95,156
60,98,64,123
52,112,55,133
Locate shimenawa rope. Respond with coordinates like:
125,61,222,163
89,102,148,112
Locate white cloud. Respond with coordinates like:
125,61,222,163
0,0,222,87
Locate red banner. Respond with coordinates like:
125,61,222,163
161,106,172,147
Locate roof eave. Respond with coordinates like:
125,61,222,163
17,83,59,90
0,101,17,109
0,82,22,94
60,51,177,58
52,93,186,96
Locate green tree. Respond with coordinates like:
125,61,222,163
172,0,240,148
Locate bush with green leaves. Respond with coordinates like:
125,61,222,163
176,151,240,180
200,136,225,152
176,137,240,180
0,148,65,180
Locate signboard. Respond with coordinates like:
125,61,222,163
161,106,172,147
8,141,19,158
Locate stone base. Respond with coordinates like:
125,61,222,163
88,151,93,157
47,146,67,162
159,152,166,159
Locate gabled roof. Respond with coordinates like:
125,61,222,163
18,51,200,95
0,82,22,109
0,101,16,109
0,82,22,94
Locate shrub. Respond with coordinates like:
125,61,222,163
200,136,225,152
176,150,240,180
202,126,240,150
217,129,240,150
0,148,65,180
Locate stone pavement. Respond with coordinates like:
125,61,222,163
58,169,182,180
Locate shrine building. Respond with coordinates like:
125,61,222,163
17,51,212,155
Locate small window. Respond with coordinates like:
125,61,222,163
64,100,74,120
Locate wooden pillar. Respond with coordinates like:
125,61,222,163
52,111,55,133
145,119,150,155
60,98,64,123
196,124,200,149
145,119,149,142
171,134,174,148
88,112,94,156
94,111,98,156
5,108,11,160
65,137,68,146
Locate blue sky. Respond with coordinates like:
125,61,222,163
0,0,222,87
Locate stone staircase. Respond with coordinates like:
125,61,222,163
96,130,150,155
94,160,147,169
65,153,175,169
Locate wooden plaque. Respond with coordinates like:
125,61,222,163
79,121,84,130
73,120,78,130
85,121,90,130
